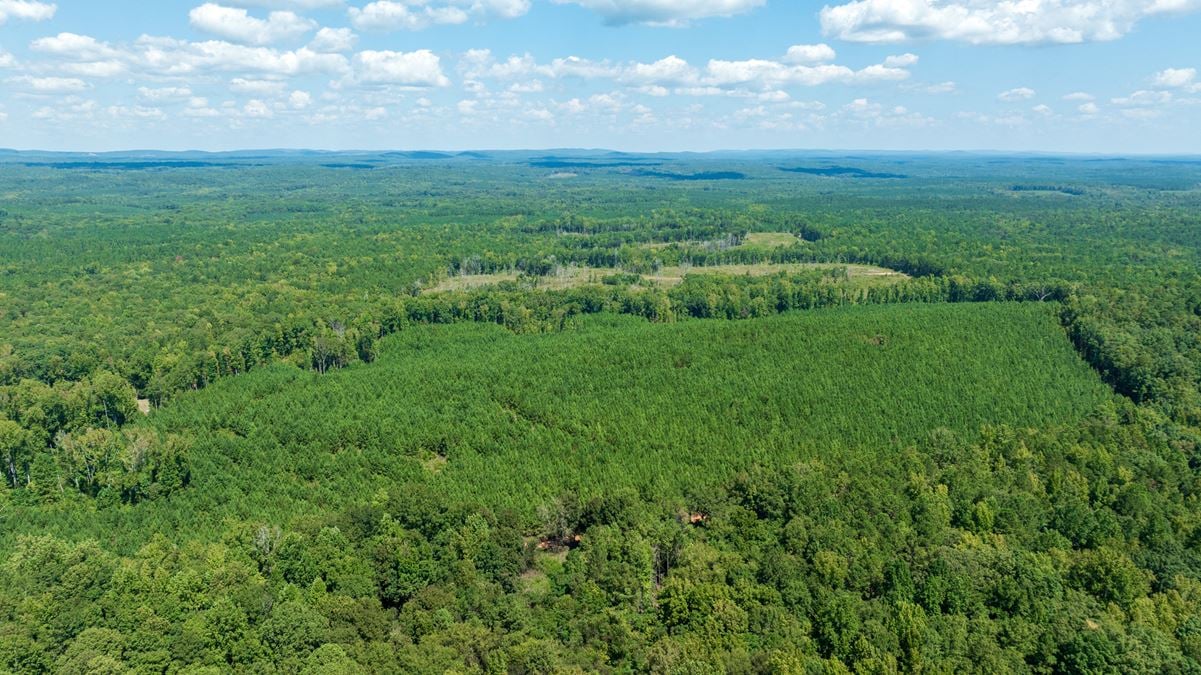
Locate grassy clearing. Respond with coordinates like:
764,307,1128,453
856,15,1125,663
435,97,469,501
740,232,802,248
644,262,906,287
430,262,906,292
636,232,803,251
432,271,521,291
430,266,611,291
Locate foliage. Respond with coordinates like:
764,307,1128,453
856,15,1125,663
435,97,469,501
1,409,1198,672
1,153,1201,671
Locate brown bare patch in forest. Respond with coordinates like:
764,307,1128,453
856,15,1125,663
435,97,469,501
535,534,582,553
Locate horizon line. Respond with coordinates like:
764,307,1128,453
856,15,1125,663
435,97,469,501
3,147,1201,159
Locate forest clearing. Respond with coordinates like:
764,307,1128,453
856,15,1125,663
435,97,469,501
430,262,906,292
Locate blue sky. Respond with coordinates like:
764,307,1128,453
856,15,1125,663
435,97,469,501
0,0,1199,152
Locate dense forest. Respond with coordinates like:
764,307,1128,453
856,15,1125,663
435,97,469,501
1,152,1200,672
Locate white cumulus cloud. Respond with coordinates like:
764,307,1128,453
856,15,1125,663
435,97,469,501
349,0,530,30
243,99,275,117
189,3,317,45
704,58,910,87
841,96,934,126
508,79,544,93
0,0,56,24
883,53,919,67
6,75,88,93
230,0,344,7
32,97,98,122
1111,89,1172,106
623,55,696,84
138,86,194,101
136,36,350,76
998,87,1035,101
29,33,129,77
31,33,122,61
783,43,837,64
820,0,1201,45
1152,67,1194,87
552,0,765,26
1151,67,1200,91
107,105,167,121
354,49,450,86
58,60,127,77
916,80,956,93
308,26,357,51
289,89,312,107
230,77,288,94
461,47,917,93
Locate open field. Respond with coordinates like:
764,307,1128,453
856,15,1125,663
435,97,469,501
740,232,803,248
637,231,803,252
429,261,906,292
644,262,905,285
